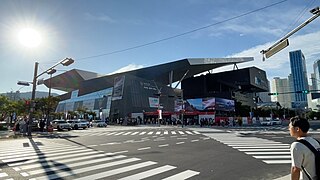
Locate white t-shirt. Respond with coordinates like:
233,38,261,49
290,136,320,180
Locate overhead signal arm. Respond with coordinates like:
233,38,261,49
260,7,320,60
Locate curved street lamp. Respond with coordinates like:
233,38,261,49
17,57,75,136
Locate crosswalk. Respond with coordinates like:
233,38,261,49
58,129,201,137
0,139,199,180
206,133,291,164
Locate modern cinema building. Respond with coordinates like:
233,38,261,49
45,57,268,123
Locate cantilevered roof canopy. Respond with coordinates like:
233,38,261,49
44,57,253,92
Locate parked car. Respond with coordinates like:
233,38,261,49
91,120,107,127
67,119,88,130
271,119,282,125
51,120,71,131
260,119,272,126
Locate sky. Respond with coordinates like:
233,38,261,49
0,0,320,95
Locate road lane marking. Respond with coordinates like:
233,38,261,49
137,147,151,151
123,132,132,135
162,170,200,180
118,165,176,180
245,152,290,155
74,161,157,180
131,132,139,135
176,142,185,145
115,132,125,136
34,158,141,180
253,155,291,159
263,160,291,164
191,139,199,142
158,144,169,147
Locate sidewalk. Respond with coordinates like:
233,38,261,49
0,129,56,139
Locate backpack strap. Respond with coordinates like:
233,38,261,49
296,139,318,180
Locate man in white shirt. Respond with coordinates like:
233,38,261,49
289,116,320,180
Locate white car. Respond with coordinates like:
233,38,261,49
260,119,272,126
91,120,107,127
51,120,71,131
67,119,88,130
271,119,282,125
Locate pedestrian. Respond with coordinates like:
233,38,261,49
289,116,320,180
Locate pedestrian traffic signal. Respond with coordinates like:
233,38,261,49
268,92,279,96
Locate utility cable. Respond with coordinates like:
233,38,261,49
45,0,289,64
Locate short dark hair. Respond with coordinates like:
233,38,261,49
290,116,310,133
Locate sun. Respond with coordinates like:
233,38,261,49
18,28,42,48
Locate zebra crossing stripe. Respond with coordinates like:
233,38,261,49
106,132,117,136
171,131,176,135
253,155,291,159
131,132,139,135
0,172,8,178
115,132,125,136
117,165,176,180
139,131,147,135
162,170,200,180
263,160,291,164
156,131,161,135
164,131,169,135
147,131,154,135
227,143,290,147
232,146,289,149
2,147,90,163
8,149,97,167
178,131,185,135
185,131,193,135
74,161,157,180
193,131,201,134
246,152,290,155
123,132,132,135
30,157,140,179
0,144,83,155
13,152,108,171
238,148,290,152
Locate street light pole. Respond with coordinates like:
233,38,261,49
19,58,75,136
28,62,39,136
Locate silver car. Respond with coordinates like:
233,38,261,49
51,120,71,131
67,119,88,130
91,120,107,127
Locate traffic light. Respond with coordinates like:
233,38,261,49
268,92,279,96
296,90,309,94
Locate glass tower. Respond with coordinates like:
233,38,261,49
289,50,308,102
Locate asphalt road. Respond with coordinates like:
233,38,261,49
1,125,318,179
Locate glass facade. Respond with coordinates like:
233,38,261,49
289,50,308,102
56,88,113,119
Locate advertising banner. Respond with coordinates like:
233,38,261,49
149,97,159,108
112,75,125,101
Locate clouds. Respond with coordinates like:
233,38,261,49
220,30,320,80
84,12,116,23
108,64,144,75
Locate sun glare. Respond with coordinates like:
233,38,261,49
18,28,42,48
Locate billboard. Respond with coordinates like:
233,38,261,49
184,97,234,112
215,98,235,111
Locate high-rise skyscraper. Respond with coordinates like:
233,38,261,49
271,77,291,108
289,50,309,104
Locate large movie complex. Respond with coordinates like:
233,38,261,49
45,57,268,124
